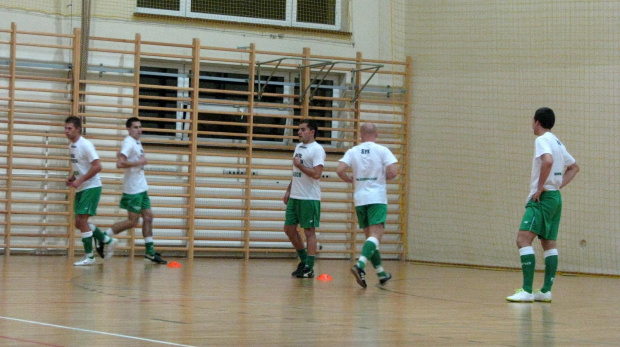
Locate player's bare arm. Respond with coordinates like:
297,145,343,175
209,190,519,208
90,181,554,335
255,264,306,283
293,158,323,180
68,159,102,189
283,181,292,204
386,163,398,180
560,163,579,189
533,153,553,202
116,152,147,169
336,162,353,183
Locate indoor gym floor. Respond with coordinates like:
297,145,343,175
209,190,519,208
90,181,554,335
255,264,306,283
0,256,617,346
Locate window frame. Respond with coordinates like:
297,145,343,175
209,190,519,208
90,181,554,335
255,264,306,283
136,0,343,32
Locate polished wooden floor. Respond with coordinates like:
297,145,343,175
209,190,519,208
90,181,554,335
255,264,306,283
0,256,618,346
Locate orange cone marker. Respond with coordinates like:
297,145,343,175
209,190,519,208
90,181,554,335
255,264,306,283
317,273,333,281
167,261,182,268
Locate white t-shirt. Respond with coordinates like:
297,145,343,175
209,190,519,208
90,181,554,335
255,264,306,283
527,131,576,202
120,136,148,195
340,141,398,206
290,141,326,201
69,136,102,192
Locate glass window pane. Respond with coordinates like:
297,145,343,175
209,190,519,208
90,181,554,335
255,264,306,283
139,67,180,136
191,0,287,21
194,72,286,141
137,0,181,11
294,79,333,144
296,0,336,25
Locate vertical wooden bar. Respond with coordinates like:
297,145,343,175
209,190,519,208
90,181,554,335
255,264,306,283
298,47,311,250
128,33,142,259
71,28,81,119
301,48,311,118
186,38,201,259
354,52,363,141
400,55,413,261
242,44,256,260
347,51,364,260
4,23,17,256
68,27,82,257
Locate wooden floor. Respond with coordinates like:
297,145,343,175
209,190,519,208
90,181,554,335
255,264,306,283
0,256,618,346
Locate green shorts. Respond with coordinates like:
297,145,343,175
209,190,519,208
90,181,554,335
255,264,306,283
119,191,151,213
519,190,562,240
285,198,320,229
74,187,101,216
356,204,388,229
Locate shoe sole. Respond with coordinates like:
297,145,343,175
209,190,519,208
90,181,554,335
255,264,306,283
350,267,367,288
534,298,552,303
506,298,534,302
296,273,314,278
379,273,392,285
74,261,95,266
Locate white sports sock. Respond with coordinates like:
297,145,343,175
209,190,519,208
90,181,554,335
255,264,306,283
544,249,558,257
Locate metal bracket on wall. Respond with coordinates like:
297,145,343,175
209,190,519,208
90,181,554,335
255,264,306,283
255,57,383,103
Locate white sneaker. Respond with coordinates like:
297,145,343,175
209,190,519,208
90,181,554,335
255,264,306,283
506,288,535,302
534,290,552,302
104,238,118,259
74,256,96,266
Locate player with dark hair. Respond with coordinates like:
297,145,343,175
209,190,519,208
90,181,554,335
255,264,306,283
507,107,580,302
283,119,326,278
97,117,167,264
65,116,117,265
337,123,398,288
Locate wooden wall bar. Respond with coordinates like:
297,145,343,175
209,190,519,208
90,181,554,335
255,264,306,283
0,23,410,260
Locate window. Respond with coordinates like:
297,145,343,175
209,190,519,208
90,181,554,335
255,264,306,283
139,64,342,148
136,0,343,31
294,79,333,145
139,66,183,138
193,71,288,142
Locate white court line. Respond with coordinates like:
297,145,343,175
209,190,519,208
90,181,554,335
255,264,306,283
0,316,196,347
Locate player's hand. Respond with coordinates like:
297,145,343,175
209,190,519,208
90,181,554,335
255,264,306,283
293,157,302,168
283,191,290,205
68,177,82,189
532,188,545,202
139,156,148,166
66,176,76,187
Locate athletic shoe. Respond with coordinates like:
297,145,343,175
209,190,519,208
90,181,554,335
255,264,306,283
291,261,305,276
145,252,168,264
74,256,96,266
534,290,552,303
104,238,118,259
379,272,392,285
350,264,367,288
295,265,314,278
95,238,105,259
506,288,535,302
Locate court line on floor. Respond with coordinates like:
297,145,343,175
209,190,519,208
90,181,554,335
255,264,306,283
0,316,196,347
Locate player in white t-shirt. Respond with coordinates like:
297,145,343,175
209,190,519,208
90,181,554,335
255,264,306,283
65,116,116,266
507,107,579,303
97,117,167,264
283,119,326,278
337,123,398,288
